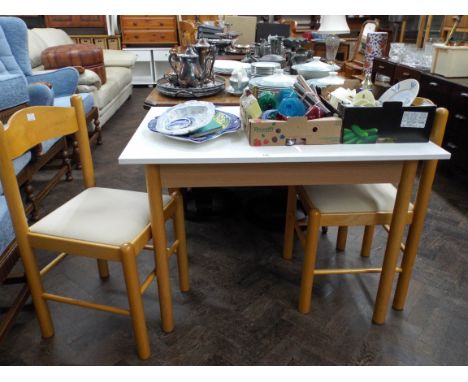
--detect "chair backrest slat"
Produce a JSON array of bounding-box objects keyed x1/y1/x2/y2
[
  {"x1": 0, "y1": 95, "x2": 95, "y2": 241},
  {"x1": 3, "y1": 106, "x2": 79, "y2": 161},
  {"x1": 429, "y1": 107, "x2": 449, "y2": 147}
]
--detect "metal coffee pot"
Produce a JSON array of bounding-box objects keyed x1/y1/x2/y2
[
  {"x1": 290, "y1": 47, "x2": 312, "y2": 65},
  {"x1": 169, "y1": 47, "x2": 206, "y2": 88},
  {"x1": 193, "y1": 38, "x2": 216, "y2": 82},
  {"x1": 269, "y1": 35, "x2": 284, "y2": 56}
]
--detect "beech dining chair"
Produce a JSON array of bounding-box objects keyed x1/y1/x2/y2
[
  {"x1": 0, "y1": 95, "x2": 189, "y2": 360},
  {"x1": 283, "y1": 107, "x2": 449, "y2": 314}
]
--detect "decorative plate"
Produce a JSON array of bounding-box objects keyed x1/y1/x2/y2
[
  {"x1": 148, "y1": 110, "x2": 241, "y2": 143},
  {"x1": 378, "y1": 79, "x2": 420, "y2": 106},
  {"x1": 154, "y1": 101, "x2": 215, "y2": 136}
]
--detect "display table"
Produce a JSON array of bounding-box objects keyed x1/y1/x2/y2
[{"x1": 119, "y1": 106, "x2": 450, "y2": 333}]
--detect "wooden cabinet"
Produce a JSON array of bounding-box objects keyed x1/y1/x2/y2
[
  {"x1": 372, "y1": 57, "x2": 468, "y2": 177},
  {"x1": 45, "y1": 16, "x2": 106, "y2": 28},
  {"x1": 120, "y1": 16, "x2": 178, "y2": 47},
  {"x1": 393, "y1": 64, "x2": 421, "y2": 83},
  {"x1": 419, "y1": 73, "x2": 451, "y2": 108}
]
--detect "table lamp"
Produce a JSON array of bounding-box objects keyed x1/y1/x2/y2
[{"x1": 318, "y1": 15, "x2": 350, "y2": 64}]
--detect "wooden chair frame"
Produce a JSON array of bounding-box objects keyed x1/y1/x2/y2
[
  {"x1": 283, "y1": 108, "x2": 449, "y2": 315},
  {"x1": 0, "y1": 95, "x2": 189, "y2": 359},
  {"x1": 342, "y1": 19, "x2": 379, "y2": 77}
]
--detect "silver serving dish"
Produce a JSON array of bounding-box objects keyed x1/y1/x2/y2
[{"x1": 156, "y1": 75, "x2": 225, "y2": 98}]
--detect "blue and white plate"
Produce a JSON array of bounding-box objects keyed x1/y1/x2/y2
[
  {"x1": 155, "y1": 101, "x2": 216, "y2": 136},
  {"x1": 148, "y1": 110, "x2": 241, "y2": 143},
  {"x1": 378, "y1": 79, "x2": 419, "y2": 107}
]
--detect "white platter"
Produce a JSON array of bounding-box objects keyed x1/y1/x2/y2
[{"x1": 378, "y1": 79, "x2": 420, "y2": 106}]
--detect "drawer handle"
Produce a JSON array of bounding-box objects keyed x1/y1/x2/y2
[
  {"x1": 429, "y1": 82, "x2": 438, "y2": 87},
  {"x1": 447, "y1": 142, "x2": 457, "y2": 149},
  {"x1": 455, "y1": 114, "x2": 466, "y2": 120},
  {"x1": 402, "y1": 72, "x2": 410, "y2": 76},
  {"x1": 378, "y1": 65, "x2": 385, "y2": 69},
  {"x1": 461, "y1": 92, "x2": 468, "y2": 98}
]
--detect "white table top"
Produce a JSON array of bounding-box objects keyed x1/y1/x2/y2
[{"x1": 119, "y1": 106, "x2": 451, "y2": 165}]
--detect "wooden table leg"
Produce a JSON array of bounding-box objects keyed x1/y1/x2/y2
[
  {"x1": 372, "y1": 160, "x2": 418, "y2": 324},
  {"x1": 145, "y1": 165, "x2": 174, "y2": 333}
]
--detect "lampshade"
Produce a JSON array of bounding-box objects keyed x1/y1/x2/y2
[{"x1": 318, "y1": 16, "x2": 350, "y2": 34}]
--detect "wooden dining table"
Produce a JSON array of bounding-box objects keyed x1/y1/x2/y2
[{"x1": 119, "y1": 105, "x2": 450, "y2": 333}]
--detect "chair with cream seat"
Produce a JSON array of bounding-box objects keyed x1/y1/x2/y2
[
  {"x1": 283, "y1": 107, "x2": 448, "y2": 315},
  {"x1": 0, "y1": 95, "x2": 189, "y2": 360}
]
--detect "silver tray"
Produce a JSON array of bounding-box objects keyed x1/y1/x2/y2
[{"x1": 156, "y1": 75, "x2": 225, "y2": 98}]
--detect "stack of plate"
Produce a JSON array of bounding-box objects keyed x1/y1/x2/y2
[
  {"x1": 251, "y1": 62, "x2": 281, "y2": 77},
  {"x1": 249, "y1": 73, "x2": 296, "y2": 93},
  {"x1": 147, "y1": 101, "x2": 241, "y2": 143},
  {"x1": 213, "y1": 60, "x2": 251, "y2": 75}
]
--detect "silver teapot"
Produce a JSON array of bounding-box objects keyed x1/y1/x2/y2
[
  {"x1": 169, "y1": 47, "x2": 206, "y2": 88},
  {"x1": 193, "y1": 38, "x2": 216, "y2": 82}
]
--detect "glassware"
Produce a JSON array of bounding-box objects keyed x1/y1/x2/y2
[
  {"x1": 325, "y1": 34, "x2": 340, "y2": 64},
  {"x1": 389, "y1": 42, "x2": 405, "y2": 63}
]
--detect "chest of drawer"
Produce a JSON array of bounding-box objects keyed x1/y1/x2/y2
[
  {"x1": 122, "y1": 30, "x2": 178, "y2": 44},
  {"x1": 419, "y1": 74, "x2": 451, "y2": 107},
  {"x1": 393, "y1": 65, "x2": 421, "y2": 83},
  {"x1": 373, "y1": 59, "x2": 396, "y2": 80},
  {"x1": 121, "y1": 16, "x2": 177, "y2": 30},
  {"x1": 449, "y1": 85, "x2": 468, "y2": 117}
]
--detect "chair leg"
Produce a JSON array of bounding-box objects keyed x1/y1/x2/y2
[
  {"x1": 25, "y1": 180, "x2": 40, "y2": 222},
  {"x1": 361, "y1": 225, "x2": 375, "y2": 257},
  {"x1": 62, "y1": 146, "x2": 73, "y2": 182},
  {"x1": 120, "y1": 244, "x2": 151, "y2": 360},
  {"x1": 336, "y1": 226, "x2": 348, "y2": 252},
  {"x1": 20, "y1": 244, "x2": 54, "y2": 338},
  {"x1": 97, "y1": 259, "x2": 110, "y2": 280},
  {"x1": 298, "y1": 209, "x2": 321, "y2": 314},
  {"x1": 94, "y1": 116, "x2": 103, "y2": 145},
  {"x1": 173, "y1": 191, "x2": 190, "y2": 292},
  {"x1": 283, "y1": 186, "x2": 297, "y2": 260},
  {"x1": 72, "y1": 139, "x2": 82, "y2": 169}
]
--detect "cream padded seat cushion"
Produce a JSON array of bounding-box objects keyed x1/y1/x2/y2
[
  {"x1": 304, "y1": 184, "x2": 414, "y2": 214},
  {"x1": 30, "y1": 187, "x2": 170, "y2": 246}
]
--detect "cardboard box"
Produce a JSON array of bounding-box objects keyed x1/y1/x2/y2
[
  {"x1": 320, "y1": 81, "x2": 436, "y2": 143},
  {"x1": 431, "y1": 43, "x2": 468, "y2": 78},
  {"x1": 240, "y1": 103, "x2": 342, "y2": 146},
  {"x1": 337, "y1": 101, "x2": 436, "y2": 143}
]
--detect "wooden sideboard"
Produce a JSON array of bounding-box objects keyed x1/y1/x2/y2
[
  {"x1": 45, "y1": 15, "x2": 106, "y2": 28},
  {"x1": 372, "y1": 57, "x2": 468, "y2": 177},
  {"x1": 120, "y1": 16, "x2": 178, "y2": 47}
]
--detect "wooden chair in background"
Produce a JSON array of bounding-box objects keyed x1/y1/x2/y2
[
  {"x1": 178, "y1": 20, "x2": 197, "y2": 47},
  {"x1": 0, "y1": 95, "x2": 189, "y2": 359},
  {"x1": 280, "y1": 19, "x2": 299, "y2": 37},
  {"x1": 342, "y1": 19, "x2": 379, "y2": 77},
  {"x1": 283, "y1": 108, "x2": 449, "y2": 315}
]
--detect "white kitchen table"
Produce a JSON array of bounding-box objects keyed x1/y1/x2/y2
[{"x1": 119, "y1": 106, "x2": 450, "y2": 332}]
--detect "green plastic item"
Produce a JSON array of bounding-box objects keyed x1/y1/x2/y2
[{"x1": 258, "y1": 91, "x2": 278, "y2": 112}]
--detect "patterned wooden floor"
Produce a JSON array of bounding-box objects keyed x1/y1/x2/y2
[{"x1": 0, "y1": 88, "x2": 467, "y2": 365}]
